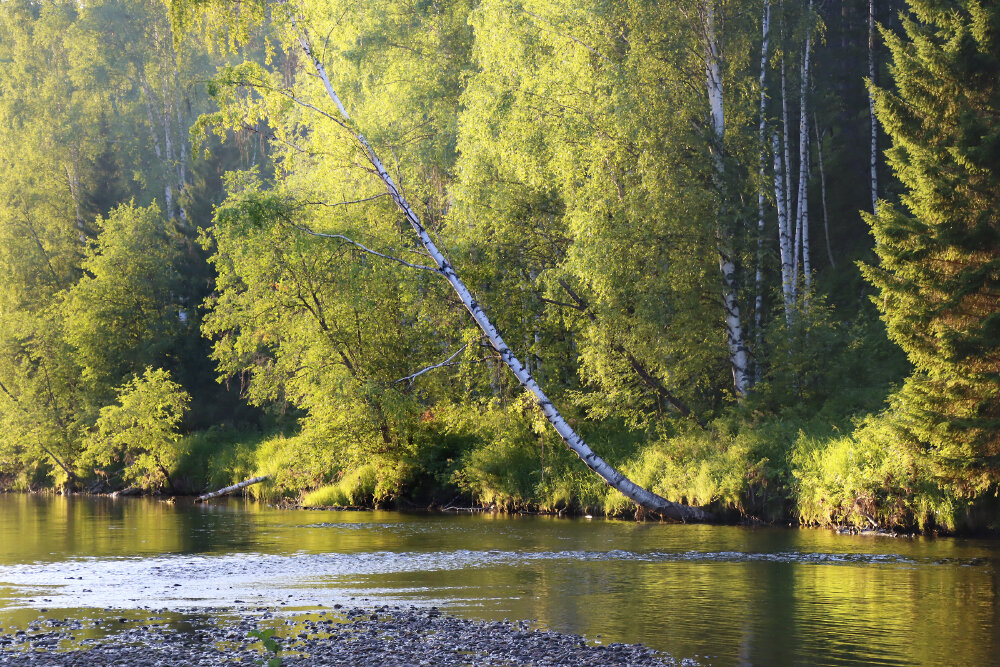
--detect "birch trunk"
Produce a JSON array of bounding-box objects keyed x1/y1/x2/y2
[
  {"x1": 796, "y1": 22, "x2": 811, "y2": 297},
  {"x1": 754, "y1": 0, "x2": 771, "y2": 347},
  {"x1": 138, "y1": 76, "x2": 174, "y2": 217},
  {"x1": 773, "y1": 132, "x2": 794, "y2": 324},
  {"x1": 780, "y1": 61, "x2": 796, "y2": 300},
  {"x1": 171, "y1": 45, "x2": 189, "y2": 226},
  {"x1": 868, "y1": 0, "x2": 878, "y2": 214},
  {"x1": 291, "y1": 19, "x2": 713, "y2": 522},
  {"x1": 195, "y1": 475, "x2": 271, "y2": 502},
  {"x1": 704, "y1": 2, "x2": 750, "y2": 398},
  {"x1": 161, "y1": 90, "x2": 176, "y2": 220}
]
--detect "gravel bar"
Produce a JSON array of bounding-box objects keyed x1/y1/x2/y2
[{"x1": 0, "y1": 606, "x2": 685, "y2": 666}]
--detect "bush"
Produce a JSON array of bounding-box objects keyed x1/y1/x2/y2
[
  {"x1": 790, "y1": 415, "x2": 963, "y2": 531},
  {"x1": 301, "y1": 465, "x2": 379, "y2": 507},
  {"x1": 81, "y1": 368, "x2": 189, "y2": 491}
]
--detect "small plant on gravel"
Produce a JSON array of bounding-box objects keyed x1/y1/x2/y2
[{"x1": 248, "y1": 628, "x2": 282, "y2": 667}]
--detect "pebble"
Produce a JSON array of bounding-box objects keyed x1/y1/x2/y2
[{"x1": 0, "y1": 607, "x2": 681, "y2": 666}]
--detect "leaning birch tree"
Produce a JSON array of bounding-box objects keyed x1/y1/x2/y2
[{"x1": 172, "y1": 0, "x2": 712, "y2": 521}]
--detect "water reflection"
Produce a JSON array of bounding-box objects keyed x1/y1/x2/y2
[{"x1": 0, "y1": 495, "x2": 997, "y2": 666}]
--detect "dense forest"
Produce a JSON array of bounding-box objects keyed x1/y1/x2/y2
[{"x1": 0, "y1": 0, "x2": 996, "y2": 533}]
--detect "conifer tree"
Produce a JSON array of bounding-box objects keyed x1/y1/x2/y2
[{"x1": 864, "y1": 0, "x2": 1000, "y2": 489}]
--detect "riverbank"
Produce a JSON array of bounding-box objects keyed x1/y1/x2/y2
[
  {"x1": 0, "y1": 605, "x2": 681, "y2": 666},
  {"x1": 6, "y1": 409, "x2": 998, "y2": 535}
]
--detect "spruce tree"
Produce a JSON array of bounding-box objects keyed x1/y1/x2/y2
[{"x1": 864, "y1": 1, "x2": 1000, "y2": 490}]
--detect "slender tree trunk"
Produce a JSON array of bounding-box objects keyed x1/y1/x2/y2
[
  {"x1": 754, "y1": 0, "x2": 771, "y2": 357},
  {"x1": 555, "y1": 278, "x2": 703, "y2": 426},
  {"x1": 796, "y1": 20, "x2": 812, "y2": 297},
  {"x1": 170, "y1": 44, "x2": 189, "y2": 227},
  {"x1": 773, "y1": 132, "x2": 794, "y2": 324},
  {"x1": 704, "y1": 2, "x2": 750, "y2": 398},
  {"x1": 161, "y1": 87, "x2": 177, "y2": 220},
  {"x1": 290, "y1": 18, "x2": 713, "y2": 522},
  {"x1": 868, "y1": 0, "x2": 878, "y2": 213},
  {"x1": 139, "y1": 75, "x2": 174, "y2": 217},
  {"x1": 780, "y1": 55, "x2": 795, "y2": 300},
  {"x1": 813, "y1": 115, "x2": 835, "y2": 268}
]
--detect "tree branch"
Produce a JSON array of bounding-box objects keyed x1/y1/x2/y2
[
  {"x1": 394, "y1": 343, "x2": 469, "y2": 386},
  {"x1": 290, "y1": 224, "x2": 438, "y2": 271},
  {"x1": 556, "y1": 279, "x2": 704, "y2": 427},
  {"x1": 300, "y1": 193, "x2": 390, "y2": 208}
]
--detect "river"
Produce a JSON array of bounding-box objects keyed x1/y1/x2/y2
[{"x1": 0, "y1": 494, "x2": 997, "y2": 665}]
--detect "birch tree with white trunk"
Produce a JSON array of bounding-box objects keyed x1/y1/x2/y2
[
  {"x1": 779, "y1": 2, "x2": 795, "y2": 303},
  {"x1": 795, "y1": 5, "x2": 812, "y2": 298},
  {"x1": 189, "y1": 2, "x2": 714, "y2": 521},
  {"x1": 703, "y1": 0, "x2": 750, "y2": 398},
  {"x1": 754, "y1": 0, "x2": 771, "y2": 343},
  {"x1": 867, "y1": 0, "x2": 878, "y2": 214},
  {"x1": 773, "y1": 131, "x2": 794, "y2": 324}
]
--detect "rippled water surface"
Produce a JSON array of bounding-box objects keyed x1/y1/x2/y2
[{"x1": 1, "y1": 495, "x2": 997, "y2": 665}]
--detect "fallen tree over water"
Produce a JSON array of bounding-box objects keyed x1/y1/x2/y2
[{"x1": 195, "y1": 475, "x2": 271, "y2": 503}]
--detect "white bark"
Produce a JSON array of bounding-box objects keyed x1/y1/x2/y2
[
  {"x1": 754, "y1": 0, "x2": 771, "y2": 342},
  {"x1": 139, "y1": 75, "x2": 175, "y2": 216},
  {"x1": 290, "y1": 17, "x2": 712, "y2": 522},
  {"x1": 161, "y1": 89, "x2": 177, "y2": 220},
  {"x1": 796, "y1": 21, "x2": 811, "y2": 297},
  {"x1": 868, "y1": 0, "x2": 878, "y2": 214},
  {"x1": 704, "y1": 2, "x2": 750, "y2": 398},
  {"x1": 780, "y1": 57, "x2": 793, "y2": 302},
  {"x1": 170, "y1": 46, "x2": 189, "y2": 225},
  {"x1": 773, "y1": 132, "x2": 794, "y2": 324},
  {"x1": 136, "y1": 28, "x2": 190, "y2": 225},
  {"x1": 195, "y1": 475, "x2": 271, "y2": 502}
]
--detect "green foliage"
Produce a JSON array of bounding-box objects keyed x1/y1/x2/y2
[
  {"x1": 302, "y1": 465, "x2": 378, "y2": 507},
  {"x1": 64, "y1": 202, "x2": 185, "y2": 399},
  {"x1": 864, "y1": 0, "x2": 1000, "y2": 489},
  {"x1": 454, "y1": 0, "x2": 748, "y2": 421},
  {"x1": 82, "y1": 367, "x2": 190, "y2": 491},
  {"x1": 791, "y1": 416, "x2": 962, "y2": 531},
  {"x1": 604, "y1": 417, "x2": 796, "y2": 520},
  {"x1": 248, "y1": 628, "x2": 282, "y2": 667},
  {"x1": 0, "y1": 0, "x2": 994, "y2": 533}
]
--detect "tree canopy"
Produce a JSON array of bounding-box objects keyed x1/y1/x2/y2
[{"x1": 0, "y1": 0, "x2": 994, "y2": 532}]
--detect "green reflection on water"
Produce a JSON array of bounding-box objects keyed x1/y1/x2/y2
[{"x1": 0, "y1": 494, "x2": 997, "y2": 666}]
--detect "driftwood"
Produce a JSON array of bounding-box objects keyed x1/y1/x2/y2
[
  {"x1": 195, "y1": 475, "x2": 270, "y2": 503},
  {"x1": 110, "y1": 486, "x2": 142, "y2": 498}
]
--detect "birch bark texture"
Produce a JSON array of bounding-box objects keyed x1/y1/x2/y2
[
  {"x1": 288, "y1": 16, "x2": 712, "y2": 522},
  {"x1": 754, "y1": 0, "x2": 771, "y2": 340},
  {"x1": 773, "y1": 131, "x2": 794, "y2": 324},
  {"x1": 867, "y1": 0, "x2": 878, "y2": 214},
  {"x1": 796, "y1": 7, "x2": 812, "y2": 297},
  {"x1": 704, "y1": 1, "x2": 750, "y2": 398}
]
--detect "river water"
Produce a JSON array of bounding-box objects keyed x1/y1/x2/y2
[{"x1": 0, "y1": 494, "x2": 997, "y2": 665}]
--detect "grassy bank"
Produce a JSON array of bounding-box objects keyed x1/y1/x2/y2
[
  {"x1": 4, "y1": 396, "x2": 995, "y2": 535},
  {"x1": 149, "y1": 400, "x2": 999, "y2": 535}
]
